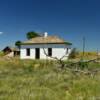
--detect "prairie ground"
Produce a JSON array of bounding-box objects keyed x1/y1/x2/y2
[{"x1": 0, "y1": 57, "x2": 100, "y2": 100}]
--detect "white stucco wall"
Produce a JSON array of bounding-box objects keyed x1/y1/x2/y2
[{"x1": 20, "y1": 44, "x2": 71, "y2": 60}]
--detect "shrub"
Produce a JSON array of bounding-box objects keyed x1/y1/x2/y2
[{"x1": 69, "y1": 48, "x2": 79, "y2": 59}]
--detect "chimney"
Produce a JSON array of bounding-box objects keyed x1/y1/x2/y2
[{"x1": 44, "y1": 32, "x2": 48, "y2": 37}]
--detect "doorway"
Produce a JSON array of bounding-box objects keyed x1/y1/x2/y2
[{"x1": 35, "y1": 48, "x2": 40, "y2": 59}]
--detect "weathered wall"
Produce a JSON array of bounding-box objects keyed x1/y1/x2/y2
[{"x1": 20, "y1": 44, "x2": 71, "y2": 60}]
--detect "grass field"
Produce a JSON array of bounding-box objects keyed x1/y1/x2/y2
[{"x1": 0, "y1": 57, "x2": 100, "y2": 100}]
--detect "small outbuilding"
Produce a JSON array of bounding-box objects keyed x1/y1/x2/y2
[
  {"x1": 2, "y1": 46, "x2": 20, "y2": 57},
  {"x1": 2, "y1": 46, "x2": 13, "y2": 54}
]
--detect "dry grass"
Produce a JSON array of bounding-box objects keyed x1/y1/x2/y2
[{"x1": 0, "y1": 57, "x2": 100, "y2": 100}]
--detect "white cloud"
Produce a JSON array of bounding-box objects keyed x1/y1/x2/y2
[{"x1": 0, "y1": 32, "x2": 3, "y2": 35}]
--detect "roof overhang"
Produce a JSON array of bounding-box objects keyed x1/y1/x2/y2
[{"x1": 20, "y1": 42, "x2": 72, "y2": 45}]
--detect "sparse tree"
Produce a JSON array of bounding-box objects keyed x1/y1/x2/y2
[
  {"x1": 15, "y1": 41, "x2": 21, "y2": 49},
  {"x1": 26, "y1": 31, "x2": 40, "y2": 39},
  {"x1": 43, "y1": 48, "x2": 67, "y2": 69}
]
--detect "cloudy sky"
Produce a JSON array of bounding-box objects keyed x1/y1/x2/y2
[{"x1": 0, "y1": 0, "x2": 100, "y2": 51}]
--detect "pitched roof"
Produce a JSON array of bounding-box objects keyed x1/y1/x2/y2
[
  {"x1": 2, "y1": 46, "x2": 19, "y2": 51},
  {"x1": 21, "y1": 36, "x2": 72, "y2": 45}
]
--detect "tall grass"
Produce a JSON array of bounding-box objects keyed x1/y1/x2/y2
[{"x1": 0, "y1": 58, "x2": 100, "y2": 100}]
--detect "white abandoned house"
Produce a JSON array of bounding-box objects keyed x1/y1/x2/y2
[{"x1": 20, "y1": 32, "x2": 72, "y2": 60}]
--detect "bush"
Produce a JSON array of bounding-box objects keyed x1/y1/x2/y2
[{"x1": 69, "y1": 48, "x2": 79, "y2": 59}]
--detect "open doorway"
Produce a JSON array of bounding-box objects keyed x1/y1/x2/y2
[{"x1": 35, "y1": 48, "x2": 40, "y2": 59}]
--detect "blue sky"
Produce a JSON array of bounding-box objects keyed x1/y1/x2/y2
[{"x1": 0, "y1": 0, "x2": 100, "y2": 51}]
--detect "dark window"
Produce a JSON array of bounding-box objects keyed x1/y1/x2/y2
[
  {"x1": 26, "y1": 48, "x2": 30, "y2": 56},
  {"x1": 48, "y1": 48, "x2": 52, "y2": 56}
]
